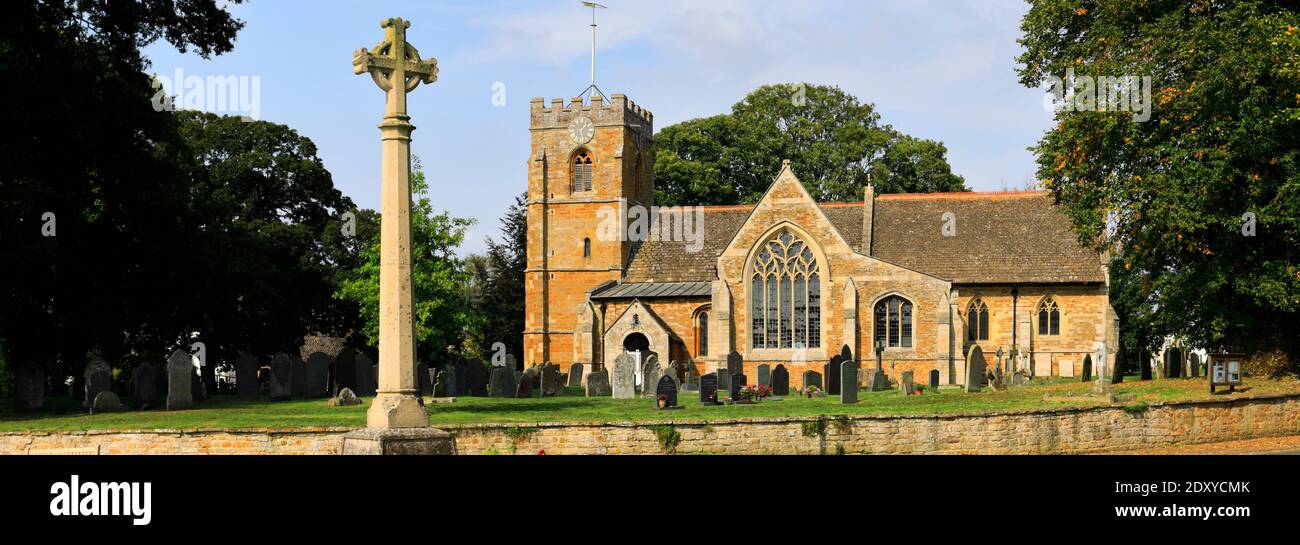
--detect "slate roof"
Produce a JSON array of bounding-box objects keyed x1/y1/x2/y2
[
  {"x1": 617, "y1": 191, "x2": 1104, "y2": 287},
  {"x1": 590, "y1": 281, "x2": 712, "y2": 300}
]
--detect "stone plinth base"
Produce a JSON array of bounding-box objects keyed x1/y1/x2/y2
[{"x1": 341, "y1": 427, "x2": 457, "y2": 455}]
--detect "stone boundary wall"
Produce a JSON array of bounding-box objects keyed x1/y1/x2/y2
[{"x1": 4, "y1": 394, "x2": 1299, "y2": 455}]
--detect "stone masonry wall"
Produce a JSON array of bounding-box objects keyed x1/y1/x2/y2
[{"x1": 4, "y1": 394, "x2": 1299, "y2": 455}]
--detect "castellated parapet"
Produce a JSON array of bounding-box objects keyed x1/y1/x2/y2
[{"x1": 529, "y1": 94, "x2": 653, "y2": 132}]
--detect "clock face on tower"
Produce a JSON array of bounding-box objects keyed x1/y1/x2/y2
[{"x1": 568, "y1": 116, "x2": 595, "y2": 145}]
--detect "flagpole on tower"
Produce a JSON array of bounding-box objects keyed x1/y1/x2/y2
[{"x1": 580, "y1": 2, "x2": 608, "y2": 102}]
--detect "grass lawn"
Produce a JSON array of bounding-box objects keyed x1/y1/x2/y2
[{"x1": 2, "y1": 377, "x2": 1298, "y2": 432}]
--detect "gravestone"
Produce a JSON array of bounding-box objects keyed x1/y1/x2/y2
[
  {"x1": 929, "y1": 369, "x2": 940, "y2": 390},
  {"x1": 541, "y1": 363, "x2": 564, "y2": 397},
  {"x1": 727, "y1": 351, "x2": 743, "y2": 376},
  {"x1": 516, "y1": 367, "x2": 539, "y2": 398},
  {"x1": 427, "y1": 366, "x2": 439, "y2": 398},
  {"x1": 964, "y1": 345, "x2": 985, "y2": 393},
  {"x1": 900, "y1": 370, "x2": 915, "y2": 396},
  {"x1": 757, "y1": 364, "x2": 771, "y2": 388},
  {"x1": 771, "y1": 364, "x2": 790, "y2": 396},
  {"x1": 1189, "y1": 353, "x2": 1202, "y2": 378},
  {"x1": 235, "y1": 352, "x2": 259, "y2": 398},
  {"x1": 1139, "y1": 351, "x2": 1152, "y2": 381},
  {"x1": 718, "y1": 367, "x2": 731, "y2": 394},
  {"x1": 655, "y1": 375, "x2": 678, "y2": 409},
  {"x1": 841, "y1": 362, "x2": 859, "y2": 404},
  {"x1": 641, "y1": 357, "x2": 662, "y2": 398},
  {"x1": 334, "y1": 349, "x2": 358, "y2": 393},
  {"x1": 567, "y1": 363, "x2": 585, "y2": 388},
  {"x1": 699, "y1": 373, "x2": 720, "y2": 405},
  {"x1": 489, "y1": 365, "x2": 517, "y2": 397},
  {"x1": 1080, "y1": 355, "x2": 1093, "y2": 382},
  {"x1": 166, "y1": 349, "x2": 193, "y2": 410},
  {"x1": 83, "y1": 357, "x2": 112, "y2": 408},
  {"x1": 15, "y1": 361, "x2": 45, "y2": 412},
  {"x1": 684, "y1": 363, "x2": 700, "y2": 391},
  {"x1": 443, "y1": 363, "x2": 459, "y2": 397},
  {"x1": 1059, "y1": 359, "x2": 1075, "y2": 378},
  {"x1": 270, "y1": 352, "x2": 293, "y2": 400},
  {"x1": 91, "y1": 391, "x2": 125, "y2": 414},
  {"x1": 467, "y1": 359, "x2": 489, "y2": 396},
  {"x1": 585, "y1": 369, "x2": 611, "y2": 397},
  {"x1": 432, "y1": 370, "x2": 447, "y2": 397},
  {"x1": 866, "y1": 345, "x2": 888, "y2": 391},
  {"x1": 304, "y1": 352, "x2": 331, "y2": 398},
  {"x1": 416, "y1": 362, "x2": 431, "y2": 397},
  {"x1": 290, "y1": 355, "x2": 307, "y2": 398},
  {"x1": 803, "y1": 370, "x2": 823, "y2": 392},
  {"x1": 825, "y1": 355, "x2": 844, "y2": 395},
  {"x1": 329, "y1": 388, "x2": 362, "y2": 407},
  {"x1": 729, "y1": 373, "x2": 746, "y2": 400},
  {"x1": 354, "y1": 352, "x2": 377, "y2": 397},
  {"x1": 612, "y1": 353, "x2": 636, "y2": 399},
  {"x1": 132, "y1": 361, "x2": 159, "y2": 407}
]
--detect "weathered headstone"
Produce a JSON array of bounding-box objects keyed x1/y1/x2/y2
[
  {"x1": 334, "y1": 348, "x2": 358, "y2": 393},
  {"x1": 15, "y1": 361, "x2": 45, "y2": 412},
  {"x1": 329, "y1": 387, "x2": 362, "y2": 407},
  {"x1": 964, "y1": 345, "x2": 985, "y2": 393},
  {"x1": 416, "y1": 361, "x2": 431, "y2": 397},
  {"x1": 825, "y1": 355, "x2": 844, "y2": 395},
  {"x1": 1059, "y1": 359, "x2": 1075, "y2": 378},
  {"x1": 684, "y1": 363, "x2": 700, "y2": 391},
  {"x1": 443, "y1": 363, "x2": 459, "y2": 397},
  {"x1": 1189, "y1": 353, "x2": 1202, "y2": 378},
  {"x1": 803, "y1": 370, "x2": 823, "y2": 392},
  {"x1": 771, "y1": 364, "x2": 790, "y2": 396},
  {"x1": 132, "y1": 361, "x2": 159, "y2": 407},
  {"x1": 83, "y1": 357, "x2": 112, "y2": 408},
  {"x1": 641, "y1": 357, "x2": 662, "y2": 398},
  {"x1": 757, "y1": 364, "x2": 771, "y2": 388},
  {"x1": 699, "y1": 373, "x2": 720, "y2": 405},
  {"x1": 304, "y1": 352, "x2": 331, "y2": 398},
  {"x1": 929, "y1": 369, "x2": 940, "y2": 390},
  {"x1": 727, "y1": 351, "x2": 743, "y2": 376},
  {"x1": 270, "y1": 352, "x2": 293, "y2": 401},
  {"x1": 900, "y1": 370, "x2": 915, "y2": 396},
  {"x1": 489, "y1": 365, "x2": 517, "y2": 397},
  {"x1": 567, "y1": 363, "x2": 585, "y2": 388},
  {"x1": 655, "y1": 375, "x2": 678, "y2": 409},
  {"x1": 729, "y1": 373, "x2": 746, "y2": 400},
  {"x1": 353, "y1": 352, "x2": 377, "y2": 397},
  {"x1": 236, "y1": 352, "x2": 259, "y2": 398},
  {"x1": 91, "y1": 391, "x2": 125, "y2": 414},
  {"x1": 516, "y1": 367, "x2": 539, "y2": 398},
  {"x1": 841, "y1": 362, "x2": 859, "y2": 404},
  {"x1": 458, "y1": 358, "x2": 487, "y2": 397},
  {"x1": 585, "y1": 368, "x2": 611, "y2": 397},
  {"x1": 290, "y1": 355, "x2": 307, "y2": 398},
  {"x1": 612, "y1": 353, "x2": 636, "y2": 399},
  {"x1": 166, "y1": 349, "x2": 193, "y2": 410},
  {"x1": 427, "y1": 365, "x2": 439, "y2": 398},
  {"x1": 1081, "y1": 355, "x2": 1093, "y2": 382},
  {"x1": 718, "y1": 367, "x2": 731, "y2": 394},
  {"x1": 1139, "y1": 351, "x2": 1152, "y2": 381},
  {"x1": 541, "y1": 363, "x2": 564, "y2": 397},
  {"x1": 432, "y1": 369, "x2": 447, "y2": 397}
]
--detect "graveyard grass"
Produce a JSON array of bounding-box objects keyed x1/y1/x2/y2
[{"x1": 3, "y1": 377, "x2": 1300, "y2": 433}]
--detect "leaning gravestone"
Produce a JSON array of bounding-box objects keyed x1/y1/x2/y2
[
  {"x1": 641, "y1": 357, "x2": 662, "y2": 398},
  {"x1": 900, "y1": 370, "x2": 915, "y2": 396},
  {"x1": 489, "y1": 365, "x2": 516, "y2": 397},
  {"x1": 305, "y1": 352, "x2": 331, "y2": 398},
  {"x1": 803, "y1": 370, "x2": 822, "y2": 392},
  {"x1": 585, "y1": 368, "x2": 611, "y2": 397},
  {"x1": 290, "y1": 355, "x2": 307, "y2": 398},
  {"x1": 964, "y1": 345, "x2": 985, "y2": 393},
  {"x1": 612, "y1": 353, "x2": 636, "y2": 399},
  {"x1": 567, "y1": 363, "x2": 585, "y2": 388},
  {"x1": 841, "y1": 362, "x2": 859, "y2": 404},
  {"x1": 15, "y1": 361, "x2": 45, "y2": 412},
  {"x1": 729, "y1": 373, "x2": 747, "y2": 400},
  {"x1": 655, "y1": 375, "x2": 678, "y2": 408},
  {"x1": 699, "y1": 373, "x2": 720, "y2": 405},
  {"x1": 235, "y1": 352, "x2": 259, "y2": 399},
  {"x1": 541, "y1": 363, "x2": 564, "y2": 397},
  {"x1": 91, "y1": 391, "x2": 125, "y2": 414},
  {"x1": 166, "y1": 349, "x2": 193, "y2": 410},
  {"x1": 516, "y1": 367, "x2": 539, "y2": 398},
  {"x1": 270, "y1": 352, "x2": 293, "y2": 400},
  {"x1": 771, "y1": 364, "x2": 790, "y2": 396},
  {"x1": 83, "y1": 357, "x2": 112, "y2": 408},
  {"x1": 757, "y1": 364, "x2": 771, "y2": 388},
  {"x1": 353, "y1": 352, "x2": 377, "y2": 397},
  {"x1": 334, "y1": 348, "x2": 358, "y2": 393},
  {"x1": 1081, "y1": 355, "x2": 1093, "y2": 382},
  {"x1": 416, "y1": 362, "x2": 431, "y2": 397},
  {"x1": 825, "y1": 355, "x2": 844, "y2": 395},
  {"x1": 132, "y1": 361, "x2": 159, "y2": 408}
]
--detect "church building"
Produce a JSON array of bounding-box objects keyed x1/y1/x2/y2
[{"x1": 523, "y1": 92, "x2": 1119, "y2": 389}]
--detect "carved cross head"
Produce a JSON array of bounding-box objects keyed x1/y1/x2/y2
[{"x1": 352, "y1": 17, "x2": 438, "y2": 99}]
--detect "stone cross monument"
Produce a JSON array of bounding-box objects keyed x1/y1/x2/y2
[{"x1": 342, "y1": 18, "x2": 453, "y2": 454}]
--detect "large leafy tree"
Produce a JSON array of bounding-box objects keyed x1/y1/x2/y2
[
  {"x1": 335, "y1": 159, "x2": 476, "y2": 367},
  {"x1": 466, "y1": 193, "x2": 527, "y2": 368},
  {"x1": 1016, "y1": 1, "x2": 1300, "y2": 359},
  {"x1": 0, "y1": 1, "x2": 244, "y2": 390},
  {"x1": 654, "y1": 84, "x2": 967, "y2": 206}
]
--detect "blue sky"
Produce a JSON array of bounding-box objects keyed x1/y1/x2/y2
[{"x1": 142, "y1": 0, "x2": 1053, "y2": 255}]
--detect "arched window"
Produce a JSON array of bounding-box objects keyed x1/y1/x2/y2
[
  {"x1": 571, "y1": 150, "x2": 593, "y2": 192},
  {"x1": 1037, "y1": 297, "x2": 1061, "y2": 336},
  {"x1": 873, "y1": 295, "x2": 913, "y2": 348},
  {"x1": 967, "y1": 297, "x2": 989, "y2": 342},
  {"x1": 750, "y1": 229, "x2": 820, "y2": 349},
  {"x1": 582, "y1": 238, "x2": 591, "y2": 258},
  {"x1": 696, "y1": 311, "x2": 709, "y2": 356}
]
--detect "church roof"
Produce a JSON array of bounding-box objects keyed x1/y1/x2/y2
[{"x1": 620, "y1": 191, "x2": 1105, "y2": 286}]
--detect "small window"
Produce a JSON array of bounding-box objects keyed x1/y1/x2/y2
[
  {"x1": 967, "y1": 298, "x2": 989, "y2": 342},
  {"x1": 873, "y1": 295, "x2": 913, "y2": 348},
  {"x1": 1038, "y1": 297, "x2": 1061, "y2": 336},
  {"x1": 582, "y1": 238, "x2": 591, "y2": 258},
  {"x1": 697, "y1": 312, "x2": 709, "y2": 357},
  {"x1": 571, "y1": 150, "x2": 593, "y2": 192}
]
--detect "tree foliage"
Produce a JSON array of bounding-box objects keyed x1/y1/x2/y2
[
  {"x1": 654, "y1": 84, "x2": 967, "y2": 206},
  {"x1": 466, "y1": 193, "x2": 527, "y2": 368},
  {"x1": 1016, "y1": 1, "x2": 1300, "y2": 358}
]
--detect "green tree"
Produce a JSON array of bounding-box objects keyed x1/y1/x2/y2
[
  {"x1": 1016, "y1": 1, "x2": 1300, "y2": 359},
  {"x1": 335, "y1": 159, "x2": 476, "y2": 367},
  {"x1": 654, "y1": 84, "x2": 967, "y2": 206},
  {"x1": 466, "y1": 193, "x2": 527, "y2": 368}
]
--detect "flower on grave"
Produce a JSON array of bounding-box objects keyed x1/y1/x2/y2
[{"x1": 537, "y1": 449, "x2": 546, "y2": 455}]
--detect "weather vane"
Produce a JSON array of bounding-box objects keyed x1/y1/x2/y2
[{"x1": 579, "y1": 2, "x2": 609, "y2": 102}]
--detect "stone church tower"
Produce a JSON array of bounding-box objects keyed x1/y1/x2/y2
[{"x1": 523, "y1": 94, "x2": 654, "y2": 368}]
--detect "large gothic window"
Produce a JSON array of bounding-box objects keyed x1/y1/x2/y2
[
  {"x1": 1037, "y1": 297, "x2": 1061, "y2": 336},
  {"x1": 967, "y1": 297, "x2": 989, "y2": 342},
  {"x1": 571, "y1": 150, "x2": 593, "y2": 192},
  {"x1": 873, "y1": 296, "x2": 913, "y2": 348},
  {"x1": 750, "y1": 230, "x2": 821, "y2": 349}
]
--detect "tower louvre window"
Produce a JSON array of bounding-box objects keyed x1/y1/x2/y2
[{"x1": 572, "y1": 150, "x2": 593, "y2": 192}]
